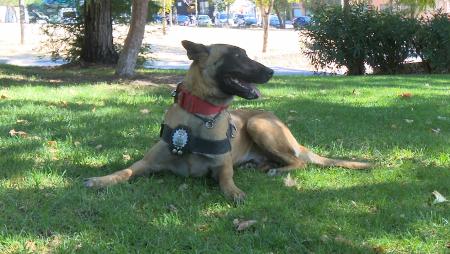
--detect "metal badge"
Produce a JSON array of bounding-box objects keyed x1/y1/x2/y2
[
  {"x1": 205, "y1": 120, "x2": 215, "y2": 129},
  {"x1": 172, "y1": 128, "x2": 188, "y2": 155}
]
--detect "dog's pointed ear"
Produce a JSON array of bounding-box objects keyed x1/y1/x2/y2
[{"x1": 182, "y1": 40, "x2": 209, "y2": 61}]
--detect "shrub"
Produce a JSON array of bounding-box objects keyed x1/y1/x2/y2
[
  {"x1": 414, "y1": 13, "x2": 450, "y2": 73},
  {"x1": 366, "y1": 11, "x2": 418, "y2": 74},
  {"x1": 300, "y1": 4, "x2": 376, "y2": 75}
]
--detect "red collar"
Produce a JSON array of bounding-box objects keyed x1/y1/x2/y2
[{"x1": 176, "y1": 85, "x2": 228, "y2": 115}]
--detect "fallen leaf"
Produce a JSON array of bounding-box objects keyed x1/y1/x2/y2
[
  {"x1": 399, "y1": 92, "x2": 412, "y2": 98},
  {"x1": 431, "y1": 128, "x2": 441, "y2": 134},
  {"x1": 9, "y1": 129, "x2": 28, "y2": 138},
  {"x1": 178, "y1": 183, "x2": 188, "y2": 191},
  {"x1": 167, "y1": 204, "x2": 178, "y2": 213},
  {"x1": 140, "y1": 108, "x2": 150, "y2": 114},
  {"x1": 431, "y1": 190, "x2": 448, "y2": 205},
  {"x1": 350, "y1": 200, "x2": 357, "y2": 207},
  {"x1": 437, "y1": 116, "x2": 448, "y2": 121},
  {"x1": 25, "y1": 240, "x2": 37, "y2": 252},
  {"x1": 74, "y1": 141, "x2": 81, "y2": 147},
  {"x1": 391, "y1": 124, "x2": 397, "y2": 129},
  {"x1": 446, "y1": 242, "x2": 450, "y2": 249},
  {"x1": 60, "y1": 101, "x2": 68, "y2": 107},
  {"x1": 372, "y1": 246, "x2": 385, "y2": 253},
  {"x1": 91, "y1": 107, "x2": 96, "y2": 112},
  {"x1": 122, "y1": 154, "x2": 131, "y2": 161},
  {"x1": 233, "y1": 219, "x2": 257, "y2": 231},
  {"x1": 289, "y1": 110, "x2": 297, "y2": 113},
  {"x1": 47, "y1": 141, "x2": 57, "y2": 148},
  {"x1": 352, "y1": 89, "x2": 360, "y2": 95},
  {"x1": 16, "y1": 119, "x2": 29, "y2": 125},
  {"x1": 95, "y1": 144, "x2": 103, "y2": 150},
  {"x1": 1, "y1": 94, "x2": 8, "y2": 99},
  {"x1": 404, "y1": 119, "x2": 414, "y2": 124},
  {"x1": 283, "y1": 173, "x2": 297, "y2": 187}
]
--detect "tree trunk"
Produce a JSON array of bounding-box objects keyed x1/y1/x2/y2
[
  {"x1": 80, "y1": 0, "x2": 118, "y2": 64},
  {"x1": 274, "y1": 6, "x2": 284, "y2": 29},
  {"x1": 19, "y1": 0, "x2": 25, "y2": 45},
  {"x1": 115, "y1": 0, "x2": 149, "y2": 77},
  {"x1": 261, "y1": 0, "x2": 274, "y2": 53}
]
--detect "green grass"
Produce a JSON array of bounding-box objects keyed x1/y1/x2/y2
[{"x1": 0, "y1": 64, "x2": 449, "y2": 253}]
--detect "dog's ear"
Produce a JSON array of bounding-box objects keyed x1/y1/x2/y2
[{"x1": 182, "y1": 40, "x2": 209, "y2": 61}]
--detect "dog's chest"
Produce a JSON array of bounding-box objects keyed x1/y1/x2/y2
[{"x1": 167, "y1": 154, "x2": 212, "y2": 177}]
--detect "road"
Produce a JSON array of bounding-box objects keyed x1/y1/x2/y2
[{"x1": 0, "y1": 23, "x2": 338, "y2": 75}]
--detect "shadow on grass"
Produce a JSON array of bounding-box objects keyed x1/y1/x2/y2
[{"x1": 0, "y1": 168, "x2": 448, "y2": 252}]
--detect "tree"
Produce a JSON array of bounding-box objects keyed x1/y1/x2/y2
[
  {"x1": 80, "y1": 0, "x2": 118, "y2": 64},
  {"x1": 273, "y1": 0, "x2": 292, "y2": 29},
  {"x1": 115, "y1": 0, "x2": 150, "y2": 77},
  {"x1": 256, "y1": 0, "x2": 275, "y2": 52},
  {"x1": 19, "y1": 0, "x2": 25, "y2": 44}
]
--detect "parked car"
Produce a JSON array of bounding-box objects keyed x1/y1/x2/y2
[
  {"x1": 176, "y1": 15, "x2": 189, "y2": 26},
  {"x1": 269, "y1": 15, "x2": 280, "y2": 28},
  {"x1": 244, "y1": 16, "x2": 257, "y2": 27},
  {"x1": 285, "y1": 20, "x2": 294, "y2": 29},
  {"x1": 217, "y1": 13, "x2": 234, "y2": 26},
  {"x1": 197, "y1": 14, "x2": 212, "y2": 26},
  {"x1": 292, "y1": 16, "x2": 311, "y2": 29}
]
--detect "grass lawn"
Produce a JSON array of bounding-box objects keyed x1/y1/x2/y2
[{"x1": 0, "y1": 64, "x2": 449, "y2": 253}]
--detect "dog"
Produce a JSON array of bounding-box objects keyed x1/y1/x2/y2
[{"x1": 84, "y1": 40, "x2": 371, "y2": 202}]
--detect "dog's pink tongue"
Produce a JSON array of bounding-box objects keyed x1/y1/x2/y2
[{"x1": 251, "y1": 84, "x2": 261, "y2": 98}]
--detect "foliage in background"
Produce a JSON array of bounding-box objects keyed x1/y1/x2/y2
[
  {"x1": 415, "y1": 12, "x2": 450, "y2": 73},
  {"x1": 301, "y1": 3, "x2": 448, "y2": 75},
  {"x1": 37, "y1": 0, "x2": 158, "y2": 65},
  {"x1": 300, "y1": 4, "x2": 375, "y2": 75},
  {"x1": 366, "y1": 11, "x2": 418, "y2": 74}
]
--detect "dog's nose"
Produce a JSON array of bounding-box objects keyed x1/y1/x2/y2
[{"x1": 267, "y1": 68, "x2": 274, "y2": 78}]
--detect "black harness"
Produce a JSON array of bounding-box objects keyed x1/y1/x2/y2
[{"x1": 159, "y1": 83, "x2": 235, "y2": 156}]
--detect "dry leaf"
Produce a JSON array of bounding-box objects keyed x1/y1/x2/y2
[
  {"x1": 352, "y1": 89, "x2": 360, "y2": 95},
  {"x1": 95, "y1": 144, "x2": 103, "y2": 150},
  {"x1": 431, "y1": 128, "x2": 441, "y2": 134},
  {"x1": 400, "y1": 92, "x2": 412, "y2": 98},
  {"x1": 391, "y1": 124, "x2": 397, "y2": 129},
  {"x1": 437, "y1": 116, "x2": 448, "y2": 121},
  {"x1": 431, "y1": 190, "x2": 448, "y2": 205},
  {"x1": 47, "y1": 141, "x2": 57, "y2": 148},
  {"x1": 233, "y1": 219, "x2": 257, "y2": 231},
  {"x1": 178, "y1": 183, "x2": 188, "y2": 191},
  {"x1": 1, "y1": 94, "x2": 8, "y2": 99},
  {"x1": 122, "y1": 154, "x2": 131, "y2": 161},
  {"x1": 9, "y1": 129, "x2": 28, "y2": 138},
  {"x1": 289, "y1": 110, "x2": 297, "y2": 113},
  {"x1": 25, "y1": 240, "x2": 37, "y2": 252},
  {"x1": 140, "y1": 108, "x2": 150, "y2": 114},
  {"x1": 372, "y1": 246, "x2": 385, "y2": 253},
  {"x1": 404, "y1": 119, "x2": 414, "y2": 124},
  {"x1": 74, "y1": 141, "x2": 81, "y2": 147},
  {"x1": 91, "y1": 107, "x2": 96, "y2": 112},
  {"x1": 283, "y1": 173, "x2": 297, "y2": 187},
  {"x1": 16, "y1": 119, "x2": 29, "y2": 125},
  {"x1": 60, "y1": 101, "x2": 68, "y2": 107}
]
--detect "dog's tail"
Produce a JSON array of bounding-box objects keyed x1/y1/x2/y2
[{"x1": 304, "y1": 149, "x2": 372, "y2": 169}]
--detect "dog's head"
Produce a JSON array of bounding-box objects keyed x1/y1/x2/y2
[{"x1": 181, "y1": 40, "x2": 274, "y2": 101}]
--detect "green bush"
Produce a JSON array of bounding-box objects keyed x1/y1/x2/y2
[
  {"x1": 415, "y1": 13, "x2": 450, "y2": 73},
  {"x1": 367, "y1": 11, "x2": 418, "y2": 74},
  {"x1": 301, "y1": 4, "x2": 420, "y2": 75},
  {"x1": 300, "y1": 4, "x2": 376, "y2": 75}
]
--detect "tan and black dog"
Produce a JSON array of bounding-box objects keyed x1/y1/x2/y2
[{"x1": 84, "y1": 40, "x2": 371, "y2": 202}]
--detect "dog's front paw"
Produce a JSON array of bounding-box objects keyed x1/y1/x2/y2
[
  {"x1": 84, "y1": 177, "x2": 107, "y2": 188},
  {"x1": 223, "y1": 187, "x2": 246, "y2": 205}
]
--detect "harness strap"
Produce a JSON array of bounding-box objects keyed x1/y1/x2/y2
[{"x1": 160, "y1": 124, "x2": 232, "y2": 155}]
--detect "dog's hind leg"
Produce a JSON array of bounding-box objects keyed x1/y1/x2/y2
[
  {"x1": 246, "y1": 113, "x2": 308, "y2": 176},
  {"x1": 84, "y1": 142, "x2": 167, "y2": 188}
]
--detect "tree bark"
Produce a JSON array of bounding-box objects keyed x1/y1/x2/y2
[
  {"x1": 115, "y1": 0, "x2": 149, "y2": 77},
  {"x1": 261, "y1": 0, "x2": 274, "y2": 53},
  {"x1": 80, "y1": 0, "x2": 118, "y2": 64},
  {"x1": 19, "y1": 0, "x2": 25, "y2": 45}
]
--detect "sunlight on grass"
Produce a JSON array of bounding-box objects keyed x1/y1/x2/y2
[{"x1": 0, "y1": 65, "x2": 449, "y2": 253}]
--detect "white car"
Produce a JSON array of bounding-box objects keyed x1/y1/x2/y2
[{"x1": 197, "y1": 15, "x2": 212, "y2": 26}]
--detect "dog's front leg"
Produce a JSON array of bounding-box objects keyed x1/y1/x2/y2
[
  {"x1": 84, "y1": 142, "x2": 167, "y2": 188},
  {"x1": 215, "y1": 156, "x2": 246, "y2": 203}
]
